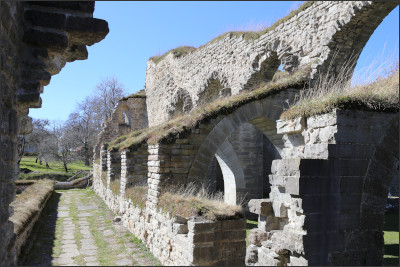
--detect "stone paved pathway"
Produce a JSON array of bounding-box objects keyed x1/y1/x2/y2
[{"x1": 24, "y1": 188, "x2": 161, "y2": 266}]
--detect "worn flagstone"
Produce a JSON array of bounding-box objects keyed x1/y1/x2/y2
[{"x1": 23, "y1": 188, "x2": 160, "y2": 266}]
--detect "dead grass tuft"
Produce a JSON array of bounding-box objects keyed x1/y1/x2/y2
[
  {"x1": 101, "y1": 171, "x2": 107, "y2": 187},
  {"x1": 158, "y1": 183, "x2": 243, "y2": 221},
  {"x1": 125, "y1": 185, "x2": 148, "y2": 209},
  {"x1": 109, "y1": 179, "x2": 121, "y2": 196},
  {"x1": 10, "y1": 179, "x2": 55, "y2": 235},
  {"x1": 150, "y1": 46, "x2": 197, "y2": 64},
  {"x1": 118, "y1": 89, "x2": 146, "y2": 102},
  {"x1": 281, "y1": 53, "x2": 399, "y2": 120},
  {"x1": 107, "y1": 66, "x2": 310, "y2": 151}
]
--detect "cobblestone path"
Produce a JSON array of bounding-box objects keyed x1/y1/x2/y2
[{"x1": 24, "y1": 188, "x2": 160, "y2": 266}]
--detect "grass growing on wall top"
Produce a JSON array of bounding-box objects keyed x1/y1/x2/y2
[
  {"x1": 149, "y1": 46, "x2": 197, "y2": 64},
  {"x1": 157, "y1": 183, "x2": 243, "y2": 221},
  {"x1": 10, "y1": 179, "x2": 55, "y2": 235},
  {"x1": 106, "y1": 66, "x2": 310, "y2": 151},
  {"x1": 148, "y1": 1, "x2": 315, "y2": 64},
  {"x1": 201, "y1": 1, "x2": 315, "y2": 45},
  {"x1": 125, "y1": 185, "x2": 148, "y2": 209},
  {"x1": 109, "y1": 179, "x2": 121, "y2": 196},
  {"x1": 281, "y1": 57, "x2": 399, "y2": 120}
]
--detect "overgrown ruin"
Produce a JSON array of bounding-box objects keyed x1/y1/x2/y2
[{"x1": 1, "y1": 1, "x2": 399, "y2": 266}]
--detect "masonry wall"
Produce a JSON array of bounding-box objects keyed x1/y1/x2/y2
[
  {"x1": 145, "y1": 1, "x2": 398, "y2": 126},
  {"x1": 0, "y1": 1, "x2": 108, "y2": 265},
  {"x1": 94, "y1": 96, "x2": 148, "y2": 160},
  {"x1": 246, "y1": 109, "x2": 399, "y2": 266},
  {"x1": 93, "y1": 163, "x2": 247, "y2": 266},
  {"x1": 0, "y1": 2, "x2": 25, "y2": 265}
]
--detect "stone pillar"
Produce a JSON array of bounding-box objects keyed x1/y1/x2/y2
[
  {"x1": 107, "y1": 150, "x2": 121, "y2": 190},
  {"x1": 100, "y1": 144, "x2": 108, "y2": 171},
  {"x1": 120, "y1": 150, "x2": 128, "y2": 198},
  {"x1": 146, "y1": 144, "x2": 171, "y2": 213}
]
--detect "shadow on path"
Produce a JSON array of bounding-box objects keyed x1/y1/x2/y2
[{"x1": 22, "y1": 191, "x2": 61, "y2": 266}]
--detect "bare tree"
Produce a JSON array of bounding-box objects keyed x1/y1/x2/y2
[
  {"x1": 66, "y1": 96, "x2": 101, "y2": 166},
  {"x1": 92, "y1": 76, "x2": 126, "y2": 123},
  {"x1": 40, "y1": 121, "x2": 77, "y2": 173},
  {"x1": 24, "y1": 119, "x2": 51, "y2": 165}
]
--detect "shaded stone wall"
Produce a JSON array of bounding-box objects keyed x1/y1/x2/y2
[
  {"x1": 1, "y1": 2, "x2": 25, "y2": 265},
  {"x1": 145, "y1": 1, "x2": 398, "y2": 127},
  {"x1": 246, "y1": 109, "x2": 399, "y2": 266},
  {"x1": 0, "y1": 1, "x2": 108, "y2": 265}
]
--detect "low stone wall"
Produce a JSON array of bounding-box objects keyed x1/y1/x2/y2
[
  {"x1": 93, "y1": 163, "x2": 246, "y2": 265},
  {"x1": 9, "y1": 180, "x2": 54, "y2": 264}
]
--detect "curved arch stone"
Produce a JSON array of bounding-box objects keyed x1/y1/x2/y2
[{"x1": 187, "y1": 90, "x2": 298, "y2": 196}]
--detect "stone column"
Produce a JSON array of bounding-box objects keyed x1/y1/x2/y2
[
  {"x1": 146, "y1": 144, "x2": 171, "y2": 213},
  {"x1": 107, "y1": 150, "x2": 121, "y2": 190}
]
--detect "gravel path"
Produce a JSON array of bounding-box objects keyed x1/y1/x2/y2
[{"x1": 24, "y1": 188, "x2": 160, "y2": 266}]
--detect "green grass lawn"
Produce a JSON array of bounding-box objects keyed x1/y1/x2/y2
[
  {"x1": 384, "y1": 213, "x2": 399, "y2": 266},
  {"x1": 19, "y1": 156, "x2": 92, "y2": 181}
]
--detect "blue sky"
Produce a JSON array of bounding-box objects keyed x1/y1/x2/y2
[{"x1": 29, "y1": 1, "x2": 399, "y2": 121}]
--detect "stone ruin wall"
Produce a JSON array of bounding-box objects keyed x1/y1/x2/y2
[
  {"x1": 246, "y1": 109, "x2": 398, "y2": 266},
  {"x1": 144, "y1": 1, "x2": 398, "y2": 127},
  {"x1": 94, "y1": 96, "x2": 148, "y2": 160},
  {"x1": 92, "y1": 162, "x2": 247, "y2": 266},
  {"x1": 0, "y1": 1, "x2": 108, "y2": 265}
]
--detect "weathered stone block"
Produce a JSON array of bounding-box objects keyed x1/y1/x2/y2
[
  {"x1": 248, "y1": 199, "x2": 273, "y2": 216},
  {"x1": 276, "y1": 116, "x2": 305, "y2": 134}
]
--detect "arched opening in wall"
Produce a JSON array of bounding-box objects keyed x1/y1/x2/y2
[
  {"x1": 351, "y1": 6, "x2": 399, "y2": 87},
  {"x1": 169, "y1": 88, "x2": 193, "y2": 119},
  {"x1": 118, "y1": 105, "x2": 130, "y2": 126},
  {"x1": 244, "y1": 51, "x2": 281, "y2": 90},
  {"x1": 205, "y1": 156, "x2": 224, "y2": 195},
  {"x1": 197, "y1": 77, "x2": 231, "y2": 107},
  {"x1": 354, "y1": 117, "x2": 399, "y2": 266},
  {"x1": 188, "y1": 100, "x2": 287, "y2": 209},
  {"x1": 324, "y1": 4, "x2": 398, "y2": 83}
]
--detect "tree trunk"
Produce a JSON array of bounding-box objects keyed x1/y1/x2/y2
[
  {"x1": 46, "y1": 162, "x2": 50, "y2": 169},
  {"x1": 35, "y1": 158, "x2": 38, "y2": 163},
  {"x1": 63, "y1": 162, "x2": 68, "y2": 173},
  {"x1": 39, "y1": 159, "x2": 42, "y2": 165}
]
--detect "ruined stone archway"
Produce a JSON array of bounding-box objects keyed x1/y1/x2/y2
[
  {"x1": 244, "y1": 51, "x2": 281, "y2": 91},
  {"x1": 187, "y1": 89, "x2": 297, "y2": 204},
  {"x1": 342, "y1": 116, "x2": 399, "y2": 266},
  {"x1": 168, "y1": 88, "x2": 193, "y2": 119}
]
